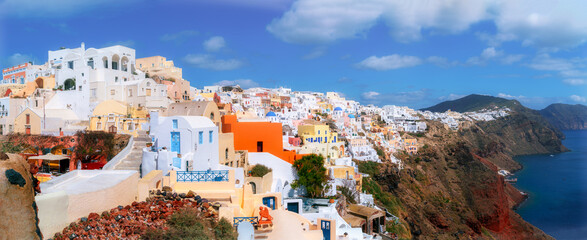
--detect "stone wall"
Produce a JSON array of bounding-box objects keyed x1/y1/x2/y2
[{"x1": 0, "y1": 152, "x2": 42, "y2": 239}]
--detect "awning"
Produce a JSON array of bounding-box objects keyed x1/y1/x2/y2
[{"x1": 29, "y1": 153, "x2": 70, "y2": 161}]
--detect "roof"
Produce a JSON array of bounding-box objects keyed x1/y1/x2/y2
[
  {"x1": 348, "y1": 114, "x2": 355, "y2": 118},
  {"x1": 266, "y1": 111, "x2": 276, "y2": 117},
  {"x1": 164, "y1": 101, "x2": 216, "y2": 117},
  {"x1": 163, "y1": 115, "x2": 216, "y2": 129},
  {"x1": 342, "y1": 214, "x2": 365, "y2": 228},
  {"x1": 334, "y1": 107, "x2": 342, "y2": 111},
  {"x1": 29, "y1": 153, "x2": 70, "y2": 161},
  {"x1": 45, "y1": 109, "x2": 80, "y2": 121},
  {"x1": 347, "y1": 204, "x2": 385, "y2": 218}
]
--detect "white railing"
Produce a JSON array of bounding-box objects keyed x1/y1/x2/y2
[{"x1": 102, "y1": 135, "x2": 134, "y2": 170}]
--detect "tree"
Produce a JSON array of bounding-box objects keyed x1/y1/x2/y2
[
  {"x1": 250, "y1": 164, "x2": 272, "y2": 177},
  {"x1": 291, "y1": 154, "x2": 329, "y2": 198}
]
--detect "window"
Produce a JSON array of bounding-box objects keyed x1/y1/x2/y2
[
  {"x1": 139, "y1": 64, "x2": 142, "y2": 68},
  {"x1": 128, "y1": 122, "x2": 133, "y2": 131},
  {"x1": 198, "y1": 131, "x2": 203, "y2": 144},
  {"x1": 111, "y1": 89, "x2": 115, "y2": 95},
  {"x1": 152, "y1": 63, "x2": 154, "y2": 67},
  {"x1": 68, "y1": 61, "x2": 74, "y2": 69},
  {"x1": 25, "y1": 114, "x2": 30, "y2": 124},
  {"x1": 91, "y1": 88, "x2": 97, "y2": 98},
  {"x1": 172, "y1": 119, "x2": 178, "y2": 129},
  {"x1": 318, "y1": 130, "x2": 320, "y2": 134},
  {"x1": 96, "y1": 122, "x2": 102, "y2": 129},
  {"x1": 225, "y1": 148, "x2": 229, "y2": 159},
  {"x1": 115, "y1": 76, "x2": 119, "y2": 82},
  {"x1": 128, "y1": 89, "x2": 133, "y2": 97},
  {"x1": 209, "y1": 130, "x2": 213, "y2": 143}
]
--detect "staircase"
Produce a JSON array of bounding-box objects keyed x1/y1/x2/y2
[
  {"x1": 254, "y1": 225, "x2": 273, "y2": 239},
  {"x1": 113, "y1": 130, "x2": 150, "y2": 172}
]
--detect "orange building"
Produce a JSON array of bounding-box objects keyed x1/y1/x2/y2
[
  {"x1": 2, "y1": 62, "x2": 29, "y2": 84},
  {"x1": 222, "y1": 115, "x2": 305, "y2": 164}
]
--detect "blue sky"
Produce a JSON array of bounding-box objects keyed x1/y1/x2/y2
[{"x1": 0, "y1": 0, "x2": 586, "y2": 109}]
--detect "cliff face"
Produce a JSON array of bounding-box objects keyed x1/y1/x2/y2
[
  {"x1": 540, "y1": 103, "x2": 587, "y2": 130},
  {"x1": 365, "y1": 113, "x2": 566, "y2": 239}
]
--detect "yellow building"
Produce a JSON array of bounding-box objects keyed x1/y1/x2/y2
[
  {"x1": 298, "y1": 124, "x2": 338, "y2": 145},
  {"x1": 14, "y1": 107, "x2": 42, "y2": 134},
  {"x1": 404, "y1": 138, "x2": 418, "y2": 154},
  {"x1": 136, "y1": 56, "x2": 182, "y2": 81},
  {"x1": 89, "y1": 100, "x2": 148, "y2": 137},
  {"x1": 329, "y1": 165, "x2": 363, "y2": 191}
]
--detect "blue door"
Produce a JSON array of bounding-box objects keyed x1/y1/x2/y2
[
  {"x1": 171, "y1": 132, "x2": 180, "y2": 153},
  {"x1": 262, "y1": 197, "x2": 275, "y2": 210},
  {"x1": 287, "y1": 202, "x2": 299, "y2": 213},
  {"x1": 321, "y1": 220, "x2": 330, "y2": 240}
]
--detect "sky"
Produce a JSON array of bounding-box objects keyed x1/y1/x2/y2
[{"x1": 0, "y1": 0, "x2": 586, "y2": 109}]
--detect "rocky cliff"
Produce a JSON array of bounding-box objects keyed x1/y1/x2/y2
[{"x1": 360, "y1": 110, "x2": 566, "y2": 239}]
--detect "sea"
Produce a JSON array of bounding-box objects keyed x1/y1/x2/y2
[{"x1": 514, "y1": 130, "x2": 587, "y2": 239}]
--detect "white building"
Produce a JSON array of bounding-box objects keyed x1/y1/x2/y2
[{"x1": 142, "y1": 113, "x2": 220, "y2": 175}]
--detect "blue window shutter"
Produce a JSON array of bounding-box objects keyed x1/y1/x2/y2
[{"x1": 199, "y1": 131, "x2": 203, "y2": 144}]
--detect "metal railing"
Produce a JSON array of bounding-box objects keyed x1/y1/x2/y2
[
  {"x1": 176, "y1": 170, "x2": 229, "y2": 182},
  {"x1": 233, "y1": 217, "x2": 258, "y2": 227}
]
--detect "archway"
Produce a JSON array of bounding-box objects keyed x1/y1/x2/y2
[
  {"x1": 64, "y1": 78, "x2": 76, "y2": 90},
  {"x1": 111, "y1": 54, "x2": 120, "y2": 70},
  {"x1": 35, "y1": 78, "x2": 44, "y2": 88},
  {"x1": 102, "y1": 56, "x2": 108, "y2": 69},
  {"x1": 121, "y1": 56, "x2": 129, "y2": 72}
]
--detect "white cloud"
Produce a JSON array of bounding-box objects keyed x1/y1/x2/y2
[
  {"x1": 501, "y1": 54, "x2": 525, "y2": 64},
  {"x1": 562, "y1": 79, "x2": 586, "y2": 86},
  {"x1": 570, "y1": 95, "x2": 586, "y2": 103},
  {"x1": 356, "y1": 54, "x2": 422, "y2": 71},
  {"x1": 527, "y1": 54, "x2": 587, "y2": 78},
  {"x1": 467, "y1": 47, "x2": 505, "y2": 65},
  {"x1": 215, "y1": 79, "x2": 259, "y2": 88},
  {"x1": 267, "y1": 0, "x2": 587, "y2": 50},
  {"x1": 427, "y1": 56, "x2": 457, "y2": 67},
  {"x1": 439, "y1": 94, "x2": 465, "y2": 101},
  {"x1": 498, "y1": 93, "x2": 525, "y2": 99},
  {"x1": 303, "y1": 46, "x2": 327, "y2": 59},
  {"x1": 4, "y1": 53, "x2": 35, "y2": 66},
  {"x1": 203, "y1": 36, "x2": 226, "y2": 52},
  {"x1": 0, "y1": 0, "x2": 135, "y2": 18},
  {"x1": 184, "y1": 54, "x2": 243, "y2": 71},
  {"x1": 361, "y1": 91, "x2": 380, "y2": 100},
  {"x1": 160, "y1": 30, "x2": 198, "y2": 43},
  {"x1": 267, "y1": 0, "x2": 490, "y2": 44},
  {"x1": 361, "y1": 90, "x2": 429, "y2": 106},
  {"x1": 481, "y1": 47, "x2": 502, "y2": 59}
]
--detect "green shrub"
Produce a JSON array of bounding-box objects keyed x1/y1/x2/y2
[
  {"x1": 250, "y1": 164, "x2": 272, "y2": 177},
  {"x1": 141, "y1": 208, "x2": 236, "y2": 240}
]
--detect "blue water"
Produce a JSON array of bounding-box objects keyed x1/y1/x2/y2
[{"x1": 515, "y1": 130, "x2": 587, "y2": 239}]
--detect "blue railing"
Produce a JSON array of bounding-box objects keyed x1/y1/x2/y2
[
  {"x1": 176, "y1": 170, "x2": 229, "y2": 182},
  {"x1": 233, "y1": 217, "x2": 258, "y2": 227}
]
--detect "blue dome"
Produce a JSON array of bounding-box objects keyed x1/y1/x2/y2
[
  {"x1": 334, "y1": 107, "x2": 342, "y2": 111},
  {"x1": 266, "y1": 111, "x2": 276, "y2": 117},
  {"x1": 348, "y1": 114, "x2": 355, "y2": 118}
]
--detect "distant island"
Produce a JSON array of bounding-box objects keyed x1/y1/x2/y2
[
  {"x1": 423, "y1": 94, "x2": 587, "y2": 131},
  {"x1": 540, "y1": 103, "x2": 587, "y2": 130}
]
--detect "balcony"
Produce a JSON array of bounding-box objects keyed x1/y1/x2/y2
[
  {"x1": 176, "y1": 170, "x2": 229, "y2": 182},
  {"x1": 233, "y1": 217, "x2": 258, "y2": 227}
]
